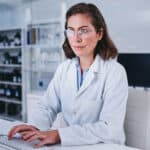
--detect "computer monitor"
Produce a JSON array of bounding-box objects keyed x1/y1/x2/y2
[{"x1": 117, "y1": 53, "x2": 150, "y2": 88}]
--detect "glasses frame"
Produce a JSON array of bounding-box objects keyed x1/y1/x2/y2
[{"x1": 64, "y1": 28, "x2": 94, "y2": 38}]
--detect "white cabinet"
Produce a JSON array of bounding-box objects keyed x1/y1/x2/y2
[
  {"x1": 0, "y1": 21, "x2": 64, "y2": 122},
  {"x1": 27, "y1": 91, "x2": 44, "y2": 123},
  {"x1": 0, "y1": 28, "x2": 26, "y2": 121},
  {"x1": 24, "y1": 21, "x2": 64, "y2": 93}
]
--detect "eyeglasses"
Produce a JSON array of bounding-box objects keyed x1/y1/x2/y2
[{"x1": 64, "y1": 28, "x2": 93, "y2": 38}]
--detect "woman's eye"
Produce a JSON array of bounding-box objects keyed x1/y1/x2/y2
[
  {"x1": 80, "y1": 29, "x2": 88, "y2": 33},
  {"x1": 66, "y1": 29, "x2": 74, "y2": 36},
  {"x1": 68, "y1": 29, "x2": 74, "y2": 33}
]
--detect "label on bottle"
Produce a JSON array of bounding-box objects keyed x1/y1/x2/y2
[
  {"x1": 18, "y1": 57, "x2": 21, "y2": 64},
  {"x1": 6, "y1": 89, "x2": 11, "y2": 97},
  {"x1": 0, "y1": 89, "x2": 4, "y2": 95},
  {"x1": 17, "y1": 76, "x2": 21, "y2": 82},
  {"x1": 13, "y1": 76, "x2": 17, "y2": 82},
  {"x1": 15, "y1": 90, "x2": 19, "y2": 98}
]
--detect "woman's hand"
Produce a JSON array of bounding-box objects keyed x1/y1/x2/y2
[
  {"x1": 8, "y1": 124, "x2": 38, "y2": 140},
  {"x1": 24, "y1": 130, "x2": 60, "y2": 148}
]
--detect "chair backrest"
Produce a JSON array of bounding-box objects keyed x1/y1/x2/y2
[{"x1": 125, "y1": 88, "x2": 150, "y2": 150}]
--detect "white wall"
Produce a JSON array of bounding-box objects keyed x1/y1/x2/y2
[
  {"x1": 0, "y1": 5, "x2": 14, "y2": 29},
  {"x1": 0, "y1": 4, "x2": 25, "y2": 29},
  {"x1": 26, "y1": 0, "x2": 62, "y2": 23},
  {"x1": 99, "y1": 1, "x2": 150, "y2": 53}
]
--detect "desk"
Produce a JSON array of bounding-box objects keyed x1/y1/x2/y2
[
  {"x1": 0, "y1": 119, "x2": 140, "y2": 150},
  {"x1": 55, "y1": 144, "x2": 140, "y2": 150},
  {"x1": 0, "y1": 142, "x2": 141, "y2": 150}
]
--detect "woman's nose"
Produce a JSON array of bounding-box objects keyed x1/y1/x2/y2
[{"x1": 74, "y1": 32, "x2": 82, "y2": 42}]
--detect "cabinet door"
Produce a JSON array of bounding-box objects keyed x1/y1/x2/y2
[{"x1": 25, "y1": 22, "x2": 63, "y2": 92}]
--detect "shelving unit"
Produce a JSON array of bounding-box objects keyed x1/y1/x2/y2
[
  {"x1": 25, "y1": 20, "x2": 63, "y2": 92},
  {"x1": 0, "y1": 19, "x2": 64, "y2": 121},
  {"x1": 0, "y1": 28, "x2": 25, "y2": 121}
]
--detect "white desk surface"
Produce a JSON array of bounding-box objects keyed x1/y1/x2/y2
[
  {"x1": 43, "y1": 144, "x2": 140, "y2": 150},
  {"x1": 0, "y1": 142, "x2": 141, "y2": 150},
  {"x1": 0, "y1": 119, "x2": 140, "y2": 150}
]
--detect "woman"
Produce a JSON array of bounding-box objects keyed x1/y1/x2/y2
[{"x1": 8, "y1": 3, "x2": 128, "y2": 148}]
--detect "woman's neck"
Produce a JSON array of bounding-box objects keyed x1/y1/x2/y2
[{"x1": 79, "y1": 56, "x2": 94, "y2": 72}]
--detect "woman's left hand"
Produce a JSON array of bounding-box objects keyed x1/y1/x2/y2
[{"x1": 22, "y1": 130, "x2": 61, "y2": 148}]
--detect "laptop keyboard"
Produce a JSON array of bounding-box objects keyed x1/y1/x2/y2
[{"x1": 0, "y1": 135, "x2": 58, "y2": 150}]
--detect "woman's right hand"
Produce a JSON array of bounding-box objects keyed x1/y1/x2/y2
[{"x1": 8, "y1": 124, "x2": 39, "y2": 140}]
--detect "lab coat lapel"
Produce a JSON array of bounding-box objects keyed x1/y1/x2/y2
[
  {"x1": 77, "y1": 55, "x2": 101, "y2": 96},
  {"x1": 77, "y1": 71, "x2": 95, "y2": 96},
  {"x1": 70, "y1": 58, "x2": 79, "y2": 94}
]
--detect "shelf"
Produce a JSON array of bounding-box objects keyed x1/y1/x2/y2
[
  {"x1": 24, "y1": 67, "x2": 57, "y2": 73},
  {"x1": 0, "y1": 81, "x2": 22, "y2": 86},
  {"x1": 0, "y1": 64, "x2": 21, "y2": 68},
  {"x1": 0, "y1": 27, "x2": 22, "y2": 32},
  {"x1": 26, "y1": 45, "x2": 61, "y2": 50},
  {"x1": 0, "y1": 97, "x2": 21, "y2": 104},
  {"x1": 31, "y1": 60, "x2": 60, "y2": 64},
  {"x1": 0, "y1": 46, "x2": 22, "y2": 50},
  {"x1": 0, "y1": 114, "x2": 22, "y2": 121},
  {"x1": 0, "y1": 28, "x2": 24, "y2": 121}
]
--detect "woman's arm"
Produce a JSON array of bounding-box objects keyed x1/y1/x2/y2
[{"x1": 28, "y1": 64, "x2": 63, "y2": 130}]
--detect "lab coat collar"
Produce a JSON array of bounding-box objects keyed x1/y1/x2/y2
[
  {"x1": 72, "y1": 55, "x2": 104, "y2": 74},
  {"x1": 72, "y1": 55, "x2": 104, "y2": 96},
  {"x1": 89, "y1": 55, "x2": 104, "y2": 74}
]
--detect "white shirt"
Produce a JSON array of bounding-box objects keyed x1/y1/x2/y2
[{"x1": 29, "y1": 55, "x2": 128, "y2": 146}]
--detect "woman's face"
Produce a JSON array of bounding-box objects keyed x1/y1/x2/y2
[{"x1": 66, "y1": 13, "x2": 102, "y2": 59}]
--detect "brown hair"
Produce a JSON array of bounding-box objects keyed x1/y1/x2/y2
[{"x1": 63, "y1": 3, "x2": 118, "y2": 60}]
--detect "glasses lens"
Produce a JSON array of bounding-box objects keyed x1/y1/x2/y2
[
  {"x1": 65, "y1": 29, "x2": 74, "y2": 38},
  {"x1": 79, "y1": 28, "x2": 88, "y2": 35},
  {"x1": 65, "y1": 28, "x2": 91, "y2": 38}
]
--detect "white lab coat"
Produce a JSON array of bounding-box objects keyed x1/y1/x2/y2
[{"x1": 29, "y1": 55, "x2": 128, "y2": 146}]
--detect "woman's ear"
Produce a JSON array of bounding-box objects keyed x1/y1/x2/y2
[{"x1": 97, "y1": 28, "x2": 103, "y2": 41}]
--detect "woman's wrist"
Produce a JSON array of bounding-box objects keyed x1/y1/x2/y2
[{"x1": 52, "y1": 130, "x2": 61, "y2": 144}]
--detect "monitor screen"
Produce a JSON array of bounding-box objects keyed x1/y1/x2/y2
[{"x1": 117, "y1": 53, "x2": 150, "y2": 88}]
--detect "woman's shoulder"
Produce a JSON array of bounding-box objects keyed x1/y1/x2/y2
[
  {"x1": 58, "y1": 58, "x2": 75, "y2": 67},
  {"x1": 97, "y1": 56, "x2": 128, "y2": 85},
  {"x1": 55, "y1": 58, "x2": 76, "y2": 73},
  {"x1": 100, "y1": 56, "x2": 126, "y2": 74}
]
